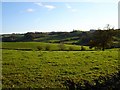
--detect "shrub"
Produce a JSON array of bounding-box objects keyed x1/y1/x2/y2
[
  {"x1": 58, "y1": 43, "x2": 66, "y2": 51},
  {"x1": 81, "y1": 46, "x2": 86, "y2": 51},
  {"x1": 45, "y1": 44, "x2": 51, "y2": 51},
  {"x1": 69, "y1": 46, "x2": 74, "y2": 51},
  {"x1": 37, "y1": 46, "x2": 43, "y2": 51}
]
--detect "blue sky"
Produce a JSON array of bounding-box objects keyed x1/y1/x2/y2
[{"x1": 2, "y1": 1, "x2": 119, "y2": 34}]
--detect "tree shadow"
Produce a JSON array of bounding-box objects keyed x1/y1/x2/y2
[{"x1": 63, "y1": 71, "x2": 120, "y2": 90}]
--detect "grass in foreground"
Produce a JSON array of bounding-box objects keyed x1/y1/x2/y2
[{"x1": 2, "y1": 49, "x2": 119, "y2": 88}]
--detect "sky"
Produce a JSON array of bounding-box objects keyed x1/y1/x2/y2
[{"x1": 1, "y1": 0, "x2": 119, "y2": 34}]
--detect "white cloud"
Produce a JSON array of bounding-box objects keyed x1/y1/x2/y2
[
  {"x1": 34, "y1": 2, "x2": 56, "y2": 10},
  {"x1": 34, "y1": 2, "x2": 43, "y2": 6},
  {"x1": 26, "y1": 8, "x2": 35, "y2": 12},
  {"x1": 44, "y1": 5, "x2": 56, "y2": 10}
]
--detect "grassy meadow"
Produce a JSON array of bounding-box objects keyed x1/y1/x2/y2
[
  {"x1": 2, "y1": 42, "x2": 119, "y2": 88},
  {"x1": 2, "y1": 42, "x2": 91, "y2": 51}
]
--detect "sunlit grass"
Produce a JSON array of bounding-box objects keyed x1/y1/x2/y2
[{"x1": 2, "y1": 49, "x2": 118, "y2": 88}]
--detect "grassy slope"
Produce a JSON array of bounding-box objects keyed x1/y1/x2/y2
[
  {"x1": 2, "y1": 42, "x2": 90, "y2": 51},
  {"x1": 2, "y1": 49, "x2": 119, "y2": 88}
]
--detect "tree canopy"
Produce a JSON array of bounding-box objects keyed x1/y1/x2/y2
[{"x1": 89, "y1": 24, "x2": 116, "y2": 51}]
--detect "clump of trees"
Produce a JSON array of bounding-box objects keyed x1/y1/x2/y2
[
  {"x1": 23, "y1": 32, "x2": 35, "y2": 41},
  {"x1": 89, "y1": 24, "x2": 116, "y2": 51}
]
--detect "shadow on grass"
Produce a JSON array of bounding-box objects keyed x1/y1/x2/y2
[{"x1": 63, "y1": 71, "x2": 120, "y2": 90}]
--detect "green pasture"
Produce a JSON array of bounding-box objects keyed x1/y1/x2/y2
[
  {"x1": 2, "y1": 42, "x2": 90, "y2": 51},
  {"x1": 2, "y1": 49, "x2": 119, "y2": 88}
]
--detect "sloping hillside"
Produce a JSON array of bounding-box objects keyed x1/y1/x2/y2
[{"x1": 1, "y1": 29, "x2": 120, "y2": 47}]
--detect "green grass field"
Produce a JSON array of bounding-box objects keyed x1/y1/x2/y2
[
  {"x1": 2, "y1": 48, "x2": 119, "y2": 88},
  {"x1": 2, "y1": 42, "x2": 91, "y2": 51}
]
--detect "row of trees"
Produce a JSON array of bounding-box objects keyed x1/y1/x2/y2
[{"x1": 1, "y1": 24, "x2": 120, "y2": 51}]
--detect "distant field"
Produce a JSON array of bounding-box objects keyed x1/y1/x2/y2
[
  {"x1": 2, "y1": 49, "x2": 119, "y2": 88},
  {"x1": 2, "y1": 42, "x2": 90, "y2": 51}
]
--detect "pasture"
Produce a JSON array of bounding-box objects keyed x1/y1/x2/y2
[
  {"x1": 2, "y1": 42, "x2": 84, "y2": 51},
  {"x1": 2, "y1": 48, "x2": 119, "y2": 88}
]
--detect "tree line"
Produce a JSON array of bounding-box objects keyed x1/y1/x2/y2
[{"x1": 1, "y1": 25, "x2": 120, "y2": 51}]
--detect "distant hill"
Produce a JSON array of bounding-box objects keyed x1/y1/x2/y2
[{"x1": 1, "y1": 29, "x2": 120, "y2": 48}]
